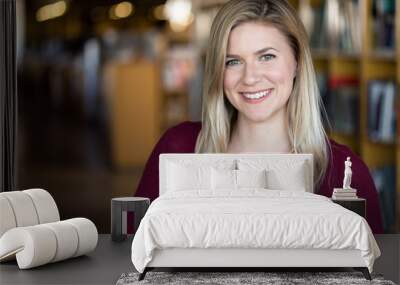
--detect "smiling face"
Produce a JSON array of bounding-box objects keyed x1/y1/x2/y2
[{"x1": 223, "y1": 21, "x2": 297, "y2": 123}]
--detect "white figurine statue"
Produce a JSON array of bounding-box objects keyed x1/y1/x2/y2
[{"x1": 342, "y1": 157, "x2": 353, "y2": 189}]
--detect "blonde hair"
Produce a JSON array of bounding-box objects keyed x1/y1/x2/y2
[{"x1": 195, "y1": 0, "x2": 330, "y2": 188}]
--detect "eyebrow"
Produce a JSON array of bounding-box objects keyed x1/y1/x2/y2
[{"x1": 226, "y1": 47, "x2": 278, "y2": 58}]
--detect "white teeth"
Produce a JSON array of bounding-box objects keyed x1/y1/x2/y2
[{"x1": 241, "y1": 90, "x2": 271, "y2": 100}]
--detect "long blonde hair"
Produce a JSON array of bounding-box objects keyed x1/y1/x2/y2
[{"x1": 195, "y1": 0, "x2": 330, "y2": 188}]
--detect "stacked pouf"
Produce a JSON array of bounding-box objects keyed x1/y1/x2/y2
[{"x1": 0, "y1": 189, "x2": 98, "y2": 269}]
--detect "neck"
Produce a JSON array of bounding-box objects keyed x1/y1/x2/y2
[{"x1": 228, "y1": 110, "x2": 291, "y2": 153}]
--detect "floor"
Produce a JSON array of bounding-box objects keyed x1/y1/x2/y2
[{"x1": 1, "y1": 235, "x2": 399, "y2": 284}]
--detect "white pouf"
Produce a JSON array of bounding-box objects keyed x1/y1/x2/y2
[
  {"x1": 0, "y1": 195, "x2": 17, "y2": 237},
  {"x1": 23, "y1": 188, "x2": 60, "y2": 224},
  {"x1": 1, "y1": 191, "x2": 40, "y2": 227},
  {"x1": 0, "y1": 218, "x2": 98, "y2": 269},
  {"x1": 0, "y1": 189, "x2": 98, "y2": 269}
]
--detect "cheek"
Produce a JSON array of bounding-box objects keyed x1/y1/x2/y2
[
  {"x1": 223, "y1": 69, "x2": 241, "y2": 92},
  {"x1": 268, "y1": 54, "x2": 296, "y2": 81},
  {"x1": 266, "y1": 63, "x2": 295, "y2": 86},
  {"x1": 269, "y1": 69, "x2": 296, "y2": 102},
  {"x1": 223, "y1": 71, "x2": 241, "y2": 108}
]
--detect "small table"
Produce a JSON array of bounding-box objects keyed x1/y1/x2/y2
[
  {"x1": 331, "y1": 198, "x2": 366, "y2": 218},
  {"x1": 111, "y1": 197, "x2": 150, "y2": 241}
]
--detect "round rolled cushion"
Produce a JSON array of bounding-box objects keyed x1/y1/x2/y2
[
  {"x1": 0, "y1": 192, "x2": 39, "y2": 227},
  {"x1": 23, "y1": 189, "x2": 60, "y2": 224},
  {"x1": 0, "y1": 196, "x2": 17, "y2": 237},
  {"x1": 42, "y1": 221, "x2": 79, "y2": 262},
  {"x1": 0, "y1": 226, "x2": 57, "y2": 269},
  {"x1": 0, "y1": 218, "x2": 98, "y2": 269},
  {"x1": 65, "y1": 218, "x2": 98, "y2": 257}
]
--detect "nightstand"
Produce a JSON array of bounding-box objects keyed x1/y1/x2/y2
[
  {"x1": 331, "y1": 198, "x2": 366, "y2": 218},
  {"x1": 111, "y1": 197, "x2": 150, "y2": 242}
]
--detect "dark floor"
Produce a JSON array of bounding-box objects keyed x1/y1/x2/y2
[{"x1": 17, "y1": 93, "x2": 144, "y2": 233}]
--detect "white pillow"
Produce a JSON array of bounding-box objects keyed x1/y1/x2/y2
[
  {"x1": 237, "y1": 169, "x2": 267, "y2": 188},
  {"x1": 212, "y1": 168, "x2": 237, "y2": 190},
  {"x1": 266, "y1": 162, "x2": 307, "y2": 191},
  {"x1": 211, "y1": 169, "x2": 268, "y2": 190},
  {"x1": 167, "y1": 162, "x2": 211, "y2": 191}
]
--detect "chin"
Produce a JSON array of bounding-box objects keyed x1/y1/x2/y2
[{"x1": 242, "y1": 112, "x2": 272, "y2": 123}]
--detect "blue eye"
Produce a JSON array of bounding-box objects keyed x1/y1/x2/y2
[
  {"x1": 225, "y1": 59, "x2": 240, "y2": 66},
  {"x1": 260, "y1": 54, "x2": 275, "y2": 61}
]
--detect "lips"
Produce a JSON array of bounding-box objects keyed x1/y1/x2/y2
[{"x1": 239, "y1": 89, "x2": 273, "y2": 103}]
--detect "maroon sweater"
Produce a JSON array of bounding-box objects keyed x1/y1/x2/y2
[{"x1": 135, "y1": 121, "x2": 383, "y2": 233}]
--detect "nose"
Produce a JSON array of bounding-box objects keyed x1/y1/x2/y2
[{"x1": 242, "y1": 62, "x2": 261, "y2": 85}]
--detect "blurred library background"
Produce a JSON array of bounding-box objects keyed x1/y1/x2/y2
[{"x1": 15, "y1": 0, "x2": 399, "y2": 233}]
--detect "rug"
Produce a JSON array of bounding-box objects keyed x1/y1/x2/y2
[{"x1": 116, "y1": 271, "x2": 396, "y2": 285}]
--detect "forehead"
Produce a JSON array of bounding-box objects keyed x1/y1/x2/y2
[{"x1": 227, "y1": 21, "x2": 290, "y2": 54}]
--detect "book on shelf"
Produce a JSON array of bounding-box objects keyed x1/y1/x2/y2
[
  {"x1": 316, "y1": 72, "x2": 330, "y2": 128},
  {"x1": 371, "y1": 164, "x2": 396, "y2": 232},
  {"x1": 323, "y1": 0, "x2": 360, "y2": 53},
  {"x1": 306, "y1": 2, "x2": 328, "y2": 50},
  {"x1": 397, "y1": 93, "x2": 400, "y2": 140},
  {"x1": 340, "y1": 0, "x2": 361, "y2": 53},
  {"x1": 316, "y1": 72, "x2": 328, "y2": 102},
  {"x1": 300, "y1": 0, "x2": 360, "y2": 53},
  {"x1": 371, "y1": 0, "x2": 395, "y2": 53},
  {"x1": 327, "y1": 77, "x2": 359, "y2": 135},
  {"x1": 368, "y1": 80, "x2": 397, "y2": 143}
]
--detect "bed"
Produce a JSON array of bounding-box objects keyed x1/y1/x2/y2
[{"x1": 131, "y1": 154, "x2": 380, "y2": 280}]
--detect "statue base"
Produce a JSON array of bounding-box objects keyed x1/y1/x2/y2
[
  {"x1": 333, "y1": 188, "x2": 357, "y2": 192},
  {"x1": 332, "y1": 188, "x2": 358, "y2": 200}
]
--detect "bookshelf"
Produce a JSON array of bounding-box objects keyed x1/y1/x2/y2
[
  {"x1": 360, "y1": 0, "x2": 396, "y2": 170},
  {"x1": 305, "y1": 0, "x2": 362, "y2": 154},
  {"x1": 300, "y1": 0, "x2": 398, "y2": 232},
  {"x1": 361, "y1": 0, "x2": 397, "y2": 233}
]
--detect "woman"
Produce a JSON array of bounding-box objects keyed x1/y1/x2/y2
[{"x1": 135, "y1": 0, "x2": 383, "y2": 233}]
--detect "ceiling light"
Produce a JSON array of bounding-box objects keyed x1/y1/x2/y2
[
  {"x1": 36, "y1": 1, "x2": 67, "y2": 22},
  {"x1": 153, "y1": 4, "x2": 167, "y2": 21},
  {"x1": 164, "y1": 0, "x2": 193, "y2": 32},
  {"x1": 109, "y1": 1, "x2": 134, "y2": 20}
]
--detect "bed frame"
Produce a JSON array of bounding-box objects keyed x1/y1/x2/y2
[
  {"x1": 138, "y1": 248, "x2": 370, "y2": 280},
  {"x1": 138, "y1": 154, "x2": 372, "y2": 281}
]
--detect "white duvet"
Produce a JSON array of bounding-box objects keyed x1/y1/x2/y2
[{"x1": 131, "y1": 190, "x2": 380, "y2": 273}]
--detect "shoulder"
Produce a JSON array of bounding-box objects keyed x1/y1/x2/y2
[
  {"x1": 319, "y1": 139, "x2": 373, "y2": 194},
  {"x1": 165, "y1": 121, "x2": 202, "y2": 136},
  {"x1": 158, "y1": 121, "x2": 202, "y2": 153},
  {"x1": 328, "y1": 139, "x2": 355, "y2": 159},
  {"x1": 327, "y1": 139, "x2": 372, "y2": 179}
]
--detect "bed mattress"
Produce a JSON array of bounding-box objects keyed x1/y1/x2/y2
[{"x1": 131, "y1": 189, "x2": 380, "y2": 273}]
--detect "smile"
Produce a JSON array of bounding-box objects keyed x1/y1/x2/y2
[{"x1": 239, "y1": 89, "x2": 273, "y2": 102}]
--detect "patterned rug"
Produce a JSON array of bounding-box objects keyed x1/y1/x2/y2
[{"x1": 116, "y1": 271, "x2": 396, "y2": 285}]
